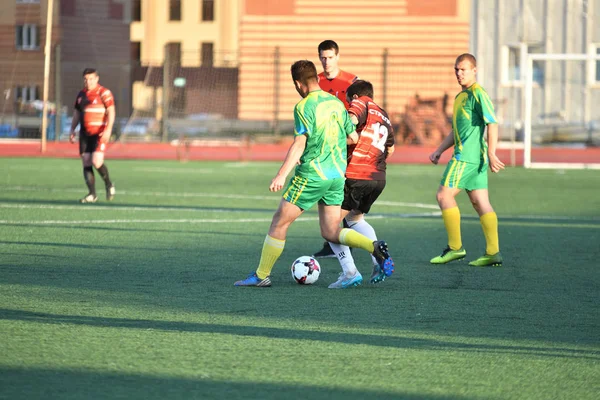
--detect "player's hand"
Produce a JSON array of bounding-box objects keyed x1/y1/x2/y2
[
  {"x1": 489, "y1": 153, "x2": 505, "y2": 173},
  {"x1": 69, "y1": 131, "x2": 76, "y2": 144},
  {"x1": 429, "y1": 151, "x2": 442, "y2": 165},
  {"x1": 269, "y1": 175, "x2": 286, "y2": 192}
]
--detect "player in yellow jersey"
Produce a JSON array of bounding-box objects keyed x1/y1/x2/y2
[{"x1": 429, "y1": 53, "x2": 505, "y2": 267}]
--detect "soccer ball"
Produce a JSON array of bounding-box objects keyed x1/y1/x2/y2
[{"x1": 291, "y1": 256, "x2": 321, "y2": 285}]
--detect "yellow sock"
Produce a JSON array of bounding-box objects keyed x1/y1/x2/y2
[
  {"x1": 442, "y1": 207, "x2": 462, "y2": 250},
  {"x1": 480, "y1": 212, "x2": 499, "y2": 255},
  {"x1": 338, "y1": 228, "x2": 374, "y2": 253},
  {"x1": 256, "y1": 235, "x2": 285, "y2": 279}
]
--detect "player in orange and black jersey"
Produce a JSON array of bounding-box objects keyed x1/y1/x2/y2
[
  {"x1": 316, "y1": 80, "x2": 397, "y2": 287},
  {"x1": 69, "y1": 68, "x2": 116, "y2": 203},
  {"x1": 317, "y1": 40, "x2": 358, "y2": 109}
]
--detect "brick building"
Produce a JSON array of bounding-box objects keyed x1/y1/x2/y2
[{"x1": 0, "y1": 0, "x2": 131, "y2": 135}]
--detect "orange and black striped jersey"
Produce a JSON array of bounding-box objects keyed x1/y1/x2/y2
[
  {"x1": 74, "y1": 85, "x2": 114, "y2": 136},
  {"x1": 318, "y1": 70, "x2": 358, "y2": 109},
  {"x1": 345, "y1": 96, "x2": 395, "y2": 181}
]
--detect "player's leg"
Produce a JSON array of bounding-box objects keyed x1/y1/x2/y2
[
  {"x1": 467, "y1": 186, "x2": 502, "y2": 267},
  {"x1": 79, "y1": 135, "x2": 97, "y2": 203},
  {"x1": 92, "y1": 143, "x2": 115, "y2": 201},
  {"x1": 235, "y1": 198, "x2": 302, "y2": 287},
  {"x1": 431, "y1": 159, "x2": 466, "y2": 264},
  {"x1": 320, "y1": 179, "x2": 394, "y2": 278},
  {"x1": 344, "y1": 179, "x2": 388, "y2": 283}
]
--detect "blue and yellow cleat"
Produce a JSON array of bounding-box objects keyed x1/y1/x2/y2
[
  {"x1": 234, "y1": 272, "x2": 272, "y2": 287},
  {"x1": 372, "y1": 240, "x2": 394, "y2": 278}
]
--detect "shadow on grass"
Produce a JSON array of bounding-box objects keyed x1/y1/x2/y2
[
  {"x1": 0, "y1": 366, "x2": 466, "y2": 400},
  {"x1": 1, "y1": 309, "x2": 597, "y2": 362}
]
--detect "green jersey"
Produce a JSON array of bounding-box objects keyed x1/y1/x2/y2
[
  {"x1": 452, "y1": 82, "x2": 497, "y2": 164},
  {"x1": 293, "y1": 89, "x2": 354, "y2": 181}
]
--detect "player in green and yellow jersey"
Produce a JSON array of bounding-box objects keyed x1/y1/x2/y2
[
  {"x1": 235, "y1": 60, "x2": 394, "y2": 287},
  {"x1": 429, "y1": 53, "x2": 505, "y2": 267}
]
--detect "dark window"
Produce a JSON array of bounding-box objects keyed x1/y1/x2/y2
[
  {"x1": 132, "y1": 0, "x2": 142, "y2": 21},
  {"x1": 169, "y1": 0, "x2": 181, "y2": 21},
  {"x1": 109, "y1": 1, "x2": 124, "y2": 20},
  {"x1": 131, "y1": 42, "x2": 141, "y2": 62},
  {"x1": 202, "y1": 0, "x2": 214, "y2": 21},
  {"x1": 596, "y1": 48, "x2": 600, "y2": 82},
  {"x1": 60, "y1": 0, "x2": 76, "y2": 16},
  {"x1": 166, "y1": 42, "x2": 181, "y2": 64},
  {"x1": 201, "y1": 42, "x2": 213, "y2": 66},
  {"x1": 15, "y1": 24, "x2": 39, "y2": 50}
]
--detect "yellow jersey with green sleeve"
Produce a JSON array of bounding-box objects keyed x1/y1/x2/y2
[
  {"x1": 452, "y1": 83, "x2": 497, "y2": 164},
  {"x1": 293, "y1": 89, "x2": 355, "y2": 181}
]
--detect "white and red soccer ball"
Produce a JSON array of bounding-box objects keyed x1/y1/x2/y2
[{"x1": 291, "y1": 256, "x2": 321, "y2": 285}]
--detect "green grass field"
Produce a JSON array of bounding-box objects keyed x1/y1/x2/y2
[{"x1": 0, "y1": 157, "x2": 598, "y2": 400}]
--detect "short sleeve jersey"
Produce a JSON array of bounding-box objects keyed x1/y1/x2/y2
[
  {"x1": 345, "y1": 96, "x2": 395, "y2": 181},
  {"x1": 452, "y1": 83, "x2": 497, "y2": 164},
  {"x1": 318, "y1": 70, "x2": 358, "y2": 109},
  {"x1": 74, "y1": 85, "x2": 114, "y2": 136},
  {"x1": 293, "y1": 90, "x2": 355, "y2": 181}
]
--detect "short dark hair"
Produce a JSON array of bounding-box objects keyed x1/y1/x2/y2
[
  {"x1": 455, "y1": 53, "x2": 477, "y2": 68},
  {"x1": 291, "y1": 60, "x2": 318, "y2": 86},
  {"x1": 347, "y1": 80, "x2": 374, "y2": 99},
  {"x1": 318, "y1": 40, "x2": 339, "y2": 55},
  {"x1": 82, "y1": 68, "x2": 97, "y2": 76}
]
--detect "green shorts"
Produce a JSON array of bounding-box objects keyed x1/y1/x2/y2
[
  {"x1": 282, "y1": 175, "x2": 345, "y2": 211},
  {"x1": 440, "y1": 158, "x2": 488, "y2": 191}
]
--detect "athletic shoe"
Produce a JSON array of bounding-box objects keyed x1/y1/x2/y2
[
  {"x1": 370, "y1": 263, "x2": 386, "y2": 284},
  {"x1": 469, "y1": 252, "x2": 503, "y2": 267},
  {"x1": 106, "y1": 184, "x2": 116, "y2": 201},
  {"x1": 328, "y1": 271, "x2": 363, "y2": 289},
  {"x1": 372, "y1": 240, "x2": 394, "y2": 277},
  {"x1": 312, "y1": 241, "x2": 336, "y2": 258},
  {"x1": 80, "y1": 194, "x2": 97, "y2": 204},
  {"x1": 234, "y1": 272, "x2": 272, "y2": 287},
  {"x1": 430, "y1": 246, "x2": 466, "y2": 264}
]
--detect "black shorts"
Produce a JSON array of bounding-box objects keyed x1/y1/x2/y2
[
  {"x1": 79, "y1": 134, "x2": 104, "y2": 154},
  {"x1": 342, "y1": 179, "x2": 386, "y2": 214}
]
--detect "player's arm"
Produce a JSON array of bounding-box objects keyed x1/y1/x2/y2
[
  {"x1": 269, "y1": 134, "x2": 307, "y2": 192},
  {"x1": 429, "y1": 131, "x2": 455, "y2": 165},
  {"x1": 347, "y1": 131, "x2": 358, "y2": 144},
  {"x1": 101, "y1": 105, "x2": 116, "y2": 143},
  {"x1": 69, "y1": 109, "x2": 80, "y2": 143},
  {"x1": 486, "y1": 123, "x2": 505, "y2": 173}
]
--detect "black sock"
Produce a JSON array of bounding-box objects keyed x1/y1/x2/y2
[
  {"x1": 83, "y1": 166, "x2": 96, "y2": 195},
  {"x1": 96, "y1": 164, "x2": 112, "y2": 187}
]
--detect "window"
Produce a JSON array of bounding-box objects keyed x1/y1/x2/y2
[
  {"x1": 597, "y1": 47, "x2": 600, "y2": 82},
  {"x1": 201, "y1": 42, "x2": 213, "y2": 66},
  {"x1": 15, "y1": 86, "x2": 39, "y2": 103},
  {"x1": 16, "y1": 0, "x2": 41, "y2": 4},
  {"x1": 60, "y1": 0, "x2": 76, "y2": 16},
  {"x1": 109, "y1": 0, "x2": 123, "y2": 20},
  {"x1": 166, "y1": 42, "x2": 181, "y2": 64},
  {"x1": 501, "y1": 43, "x2": 544, "y2": 85},
  {"x1": 15, "y1": 24, "x2": 39, "y2": 50},
  {"x1": 169, "y1": 0, "x2": 181, "y2": 21},
  {"x1": 202, "y1": 0, "x2": 214, "y2": 21},
  {"x1": 131, "y1": 42, "x2": 141, "y2": 62},
  {"x1": 132, "y1": 0, "x2": 141, "y2": 21}
]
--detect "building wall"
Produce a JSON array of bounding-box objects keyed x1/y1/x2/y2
[
  {"x1": 238, "y1": 0, "x2": 471, "y2": 121},
  {"x1": 130, "y1": 0, "x2": 240, "y2": 66},
  {"x1": 0, "y1": 0, "x2": 60, "y2": 116},
  {"x1": 472, "y1": 0, "x2": 600, "y2": 141},
  {"x1": 60, "y1": 0, "x2": 132, "y2": 118}
]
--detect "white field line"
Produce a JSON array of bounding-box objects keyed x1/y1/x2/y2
[
  {"x1": 1, "y1": 186, "x2": 439, "y2": 209},
  {"x1": 0, "y1": 213, "x2": 441, "y2": 226},
  {"x1": 0, "y1": 203, "x2": 272, "y2": 213}
]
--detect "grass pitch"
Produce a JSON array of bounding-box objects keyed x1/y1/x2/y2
[{"x1": 0, "y1": 157, "x2": 598, "y2": 399}]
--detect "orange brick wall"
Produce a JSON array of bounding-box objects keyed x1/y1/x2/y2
[{"x1": 238, "y1": 0, "x2": 469, "y2": 121}]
